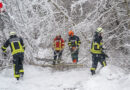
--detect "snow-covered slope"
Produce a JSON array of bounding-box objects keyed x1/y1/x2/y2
[{"x1": 0, "y1": 65, "x2": 130, "y2": 90}]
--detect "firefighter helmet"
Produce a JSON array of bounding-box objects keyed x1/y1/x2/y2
[
  {"x1": 96, "y1": 27, "x2": 103, "y2": 33},
  {"x1": 68, "y1": 30, "x2": 74, "y2": 36},
  {"x1": 10, "y1": 31, "x2": 16, "y2": 36}
]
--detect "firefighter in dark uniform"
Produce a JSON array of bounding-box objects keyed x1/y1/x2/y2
[
  {"x1": 90, "y1": 27, "x2": 107, "y2": 75},
  {"x1": 1, "y1": 32, "x2": 25, "y2": 80},
  {"x1": 68, "y1": 30, "x2": 81, "y2": 64}
]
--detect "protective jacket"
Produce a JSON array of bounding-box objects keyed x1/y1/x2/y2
[
  {"x1": 90, "y1": 32, "x2": 103, "y2": 54},
  {"x1": 53, "y1": 37, "x2": 64, "y2": 51},
  {"x1": 1, "y1": 35, "x2": 25, "y2": 55},
  {"x1": 68, "y1": 35, "x2": 81, "y2": 47}
]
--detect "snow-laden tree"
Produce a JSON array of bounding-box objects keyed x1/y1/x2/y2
[{"x1": 0, "y1": 0, "x2": 130, "y2": 71}]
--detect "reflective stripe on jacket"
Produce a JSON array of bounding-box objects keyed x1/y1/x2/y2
[
  {"x1": 1, "y1": 36, "x2": 24, "y2": 55},
  {"x1": 53, "y1": 37, "x2": 64, "y2": 51},
  {"x1": 90, "y1": 41, "x2": 103, "y2": 54},
  {"x1": 68, "y1": 35, "x2": 81, "y2": 47}
]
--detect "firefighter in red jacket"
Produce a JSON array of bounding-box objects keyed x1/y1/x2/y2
[{"x1": 53, "y1": 35, "x2": 64, "y2": 65}]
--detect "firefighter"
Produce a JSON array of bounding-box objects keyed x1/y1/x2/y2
[
  {"x1": 68, "y1": 30, "x2": 81, "y2": 64},
  {"x1": 1, "y1": 31, "x2": 25, "y2": 80},
  {"x1": 90, "y1": 27, "x2": 107, "y2": 75},
  {"x1": 0, "y1": 2, "x2": 5, "y2": 13},
  {"x1": 53, "y1": 34, "x2": 64, "y2": 65}
]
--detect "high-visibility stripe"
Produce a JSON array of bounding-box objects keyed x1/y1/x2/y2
[
  {"x1": 68, "y1": 44, "x2": 71, "y2": 46},
  {"x1": 75, "y1": 41, "x2": 78, "y2": 45},
  {"x1": 59, "y1": 41, "x2": 61, "y2": 49},
  {"x1": 55, "y1": 48, "x2": 62, "y2": 50},
  {"x1": 11, "y1": 42, "x2": 15, "y2": 53},
  {"x1": 78, "y1": 43, "x2": 80, "y2": 46},
  {"x1": 2, "y1": 46, "x2": 7, "y2": 49},
  {"x1": 19, "y1": 69, "x2": 24, "y2": 73},
  {"x1": 68, "y1": 42, "x2": 71, "y2": 46},
  {"x1": 54, "y1": 41, "x2": 63, "y2": 50},
  {"x1": 78, "y1": 41, "x2": 81, "y2": 43},
  {"x1": 78, "y1": 41, "x2": 81, "y2": 46},
  {"x1": 14, "y1": 74, "x2": 20, "y2": 78},
  {"x1": 90, "y1": 41, "x2": 102, "y2": 54},
  {"x1": 68, "y1": 40, "x2": 81, "y2": 46},
  {"x1": 103, "y1": 61, "x2": 106, "y2": 66},
  {"x1": 3, "y1": 50, "x2": 6, "y2": 53},
  {"x1": 11, "y1": 41, "x2": 24, "y2": 55},
  {"x1": 62, "y1": 42, "x2": 65, "y2": 48},
  {"x1": 90, "y1": 68, "x2": 96, "y2": 71},
  {"x1": 68, "y1": 42, "x2": 71, "y2": 44},
  {"x1": 14, "y1": 64, "x2": 20, "y2": 78}
]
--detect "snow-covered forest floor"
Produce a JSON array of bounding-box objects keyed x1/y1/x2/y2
[{"x1": 0, "y1": 65, "x2": 130, "y2": 90}]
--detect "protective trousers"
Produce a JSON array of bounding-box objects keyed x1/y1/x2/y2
[
  {"x1": 13, "y1": 53, "x2": 24, "y2": 79},
  {"x1": 53, "y1": 50, "x2": 62, "y2": 65},
  {"x1": 71, "y1": 49, "x2": 79, "y2": 63},
  {"x1": 91, "y1": 54, "x2": 106, "y2": 72}
]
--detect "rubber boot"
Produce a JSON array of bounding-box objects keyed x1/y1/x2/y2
[
  {"x1": 16, "y1": 77, "x2": 19, "y2": 80},
  {"x1": 20, "y1": 72, "x2": 24, "y2": 77},
  {"x1": 91, "y1": 70, "x2": 95, "y2": 75},
  {"x1": 73, "y1": 59, "x2": 77, "y2": 64}
]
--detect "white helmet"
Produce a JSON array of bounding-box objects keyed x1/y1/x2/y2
[
  {"x1": 10, "y1": 31, "x2": 16, "y2": 36},
  {"x1": 96, "y1": 27, "x2": 103, "y2": 33}
]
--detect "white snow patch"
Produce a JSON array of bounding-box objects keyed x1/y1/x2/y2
[
  {"x1": 36, "y1": 48, "x2": 53, "y2": 59},
  {"x1": 0, "y1": 65, "x2": 130, "y2": 90}
]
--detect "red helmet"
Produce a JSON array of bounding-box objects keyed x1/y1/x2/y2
[{"x1": 68, "y1": 30, "x2": 74, "y2": 36}]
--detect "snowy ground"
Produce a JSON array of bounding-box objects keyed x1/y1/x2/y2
[{"x1": 0, "y1": 65, "x2": 130, "y2": 90}]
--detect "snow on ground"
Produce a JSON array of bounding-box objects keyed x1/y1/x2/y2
[{"x1": 0, "y1": 65, "x2": 130, "y2": 90}]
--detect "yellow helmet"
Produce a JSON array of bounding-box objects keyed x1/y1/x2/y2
[{"x1": 96, "y1": 27, "x2": 103, "y2": 33}]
